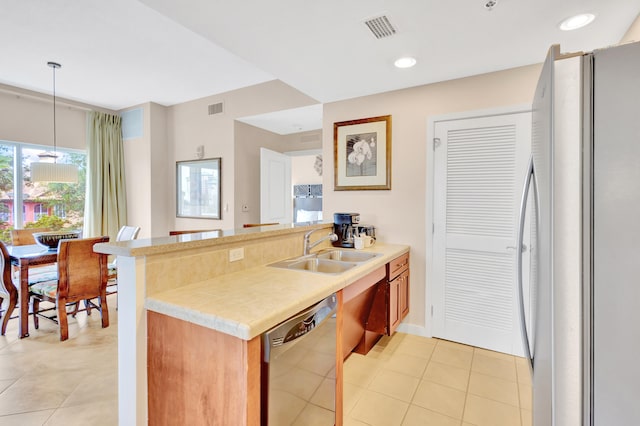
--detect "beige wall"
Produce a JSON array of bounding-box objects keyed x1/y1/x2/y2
[
  {"x1": 122, "y1": 105, "x2": 152, "y2": 238},
  {"x1": 149, "y1": 103, "x2": 170, "y2": 237},
  {"x1": 0, "y1": 85, "x2": 99, "y2": 151},
  {"x1": 234, "y1": 122, "x2": 289, "y2": 225},
  {"x1": 234, "y1": 123, "x2": 323, "y2": 226},
  {"x1": 165, "y1": 80, "x2": 318, "y2": 232},
  {"x1": 622, "y1": 13, "x2": 640, "y2": 42},
  {"x1": 322, "y1": 64, "x2": 543, "y2": 334},
  {"x1": 292, "y1": 154, "x2": 322, "y2": 186},
  {"x1": 121, "y1": 102, "x2": 171, "y2": 239}
]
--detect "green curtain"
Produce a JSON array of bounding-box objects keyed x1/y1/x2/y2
[{"x1": 84, "y1": 111, "x2": 127, "y2": 240}]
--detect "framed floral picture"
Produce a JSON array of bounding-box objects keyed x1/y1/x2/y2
[{"x1": 333, "y1": 115, "x2": 391, "y2": 190}]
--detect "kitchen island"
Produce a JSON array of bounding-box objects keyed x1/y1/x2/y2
[{"x1": 94, "y1": 223, "x2": 409, "y2": 425}]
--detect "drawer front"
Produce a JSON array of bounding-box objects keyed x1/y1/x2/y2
[{"x1": 387, "y1": 252, "x2": 409, "y2": 280}]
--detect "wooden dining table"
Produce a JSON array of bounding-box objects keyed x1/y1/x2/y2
[{"x1": 7, "y1": 244, "x2": 58, "y2": 338}]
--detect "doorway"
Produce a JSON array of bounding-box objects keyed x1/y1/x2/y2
[
  {"x1": 429, "y1": 108, "x2": 531, "y2": 356},
  {"x1": 259, "y1": 148, "x2": 323, "y2": 225}
]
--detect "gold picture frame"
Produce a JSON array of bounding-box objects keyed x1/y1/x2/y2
[{"x1": 334, "y1": 115, "x2": 391, "y2": 190}]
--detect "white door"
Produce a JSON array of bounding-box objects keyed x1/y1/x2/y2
[
  {"x1": 431, "y1": 111, "x2": 531, "y2": 356},
  {"x1": 260, "y1": 148, "x2": 292, "y2": 224}
]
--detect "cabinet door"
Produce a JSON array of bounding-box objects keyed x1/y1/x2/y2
[
  {"x1": 389, "y1": 277, "x2": 400, "y2": 334},
  {"x1": 399, "y1": 269, "x2": 410, "y2": 320}
]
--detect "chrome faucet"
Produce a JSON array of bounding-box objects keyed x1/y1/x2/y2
[{"x1": 303, "y1": 229, "x2": 338, "y2": 255}]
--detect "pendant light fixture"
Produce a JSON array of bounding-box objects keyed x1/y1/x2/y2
[{"x1": 31, "y1": 61, "x2": 79, "y2": 183}]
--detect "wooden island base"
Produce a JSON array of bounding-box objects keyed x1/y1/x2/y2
[
  {"x1": 146, "y1": 253, "x2": 409, "y2": 425},
  {"x1": 147, "y1": 311, "x2": 261, "y2": 425}
]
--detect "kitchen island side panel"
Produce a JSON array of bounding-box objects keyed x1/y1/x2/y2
[{"x1": 147, "y1": 311, "x2": 261, "y2": 425}]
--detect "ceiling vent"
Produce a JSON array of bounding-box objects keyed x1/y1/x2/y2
[
  {"x1": 364, "y1": 15, "x2": 397, "y2": 39},
  {"x1": 208, "y1": 101, "x2": 224, "y2": 115}
]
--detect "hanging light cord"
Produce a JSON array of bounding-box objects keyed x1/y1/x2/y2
[{"x1": 47, "y1": 61, "x2": 61, "y2": 163}]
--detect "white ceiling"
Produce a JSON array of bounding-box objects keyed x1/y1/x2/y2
[
  {"x1": 236, "y1": 104, "x2": 323, "y2": 135},
  {"x1": 1, "y1": 0, "x2": 639, "y2": 134}
]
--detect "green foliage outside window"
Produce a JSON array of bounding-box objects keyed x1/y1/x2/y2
[
  {"x1": 25, "y1": 215, "x2": 67, "y2": 231},
  {"x1": 0, "y1": 145, "x2": 86, "y2": 245}
]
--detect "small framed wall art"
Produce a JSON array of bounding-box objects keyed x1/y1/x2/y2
[
  {"x1": 176, "y1": 157, "x2": 222, "y2": 219},
  {"x1": 333, "y1": 115, "x2": 391, "y2": 190}
]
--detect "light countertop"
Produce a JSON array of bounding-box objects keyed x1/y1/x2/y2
[
  {"x1": 94, "y1": 222, "x2": 329, "y2": 257},
  {"x1": 145, "y1": 243, "x2": 409, "y2": 340}
]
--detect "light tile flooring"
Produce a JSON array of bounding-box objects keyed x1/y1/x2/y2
[
  {"x1": 0, "y1": 297, "x2": 532, "y2": 426},
  {"x1": 0, "y1": 295, "x2": 118, "y2": 426},
  {"x1": 343, "y1": 333, "x2": 533, "y2": 426}
]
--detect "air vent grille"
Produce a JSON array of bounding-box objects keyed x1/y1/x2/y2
[
  {"x1": 208, "y1": 102, "x2": 224, "y2": 115},
  {"x1": 364, "y1": 15, "x2": 397, "y2": 39}
]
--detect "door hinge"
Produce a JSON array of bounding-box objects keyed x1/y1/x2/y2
[
  {"x1": 432, "y1": 223, "x2": 435, "y2": 234},
  {"x1": 433, "y1": 137, "x2": 441, "y2": 150},
  {"x1": 431, "y1": 305, "x2": 434, "y2": 317}
]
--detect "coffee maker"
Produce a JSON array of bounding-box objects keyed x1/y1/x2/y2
[{"x1": 333, "y1": 212, "x2": 360, "y2": 248}]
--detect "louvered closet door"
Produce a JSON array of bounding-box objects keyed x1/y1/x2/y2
[{"x1": 432, "y1": 112, "x2": 530, "y2": 355}]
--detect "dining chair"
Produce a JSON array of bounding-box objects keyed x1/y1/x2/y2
[
  {"x1": 29, "y1": 236, "x2": 110, "y2": 341},
  {"x1": 242, "y1": 223, "x2": 278, "y2": 228},
  {"x1": 169, "y1": 229, "x2": 221, "y2": 235},
  {"x1": 9, "y1": 227, "x2": 57, "y2": 280},
  {"x1": 10, "y1": 228, "x2": 51, "y2": 246},
  {"x1": 107, "y1": 225, "x2": 141, "y2": 297},
  {"x1": 0, "y1": 242, "x2": 18, "y2": 335}
]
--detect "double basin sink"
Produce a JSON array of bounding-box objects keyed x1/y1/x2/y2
[{"x1": 269, "y1": 249, "x2": 380, "y2": 274}]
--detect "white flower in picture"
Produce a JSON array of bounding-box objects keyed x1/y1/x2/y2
[
  {"x1": 346, "y1": 133, "x2": 377, "y2": 177},
  {"x1": 348, "y1": 139, "x2": 373, "y2": 166}
]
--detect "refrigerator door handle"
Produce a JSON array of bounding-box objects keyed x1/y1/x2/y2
[{"x1": 517, "y1": 156, "x2": 534, "y2": 367}]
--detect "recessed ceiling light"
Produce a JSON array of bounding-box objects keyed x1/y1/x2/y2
[
  {"x1": 394, "y1": 57, "x2": 417, "y2": 69},
  {"x1": 559, "y1": 13, "x2": 595, "y2": 31}
]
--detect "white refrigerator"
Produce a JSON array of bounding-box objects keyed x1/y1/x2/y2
[{"x1": 517, "y1": 41, "x2": 640, "y2": 425}]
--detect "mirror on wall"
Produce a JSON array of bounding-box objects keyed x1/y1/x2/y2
[{"x1": 176, "y1": 158, "x2": 222, "y2": 219}]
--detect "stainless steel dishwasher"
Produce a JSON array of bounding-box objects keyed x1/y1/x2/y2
[{"x1": 262, "y1": 293, "x2": 338, "y2": 425}]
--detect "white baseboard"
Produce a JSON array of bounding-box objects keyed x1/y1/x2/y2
[{"x1": 396, "y1": 323, "x2": 430, "y2": 337}]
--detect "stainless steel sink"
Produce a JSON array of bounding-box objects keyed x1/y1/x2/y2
[
  {"x1": 268, "y1": 249, "x2": 379, "y2": 274},
  {"x1": 316, "y1": 249, "x2": 380, "y2": 263},
  {"x1": 287, "y1": 258, "x2": 357, "y2": 273}
]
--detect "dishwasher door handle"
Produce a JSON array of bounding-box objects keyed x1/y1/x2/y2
[{"x1": 263, "y1": 293, "x2": 337, "y2": 362}]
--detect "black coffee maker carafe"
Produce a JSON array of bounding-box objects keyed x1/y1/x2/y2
[{"x1": 333, "y1": 212, "x2": 360, "y2": 248}]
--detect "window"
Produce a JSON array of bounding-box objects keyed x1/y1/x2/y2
[
  {"x1": 0, "y1": 203, "x2": 9, "y2": 222},
  {"x1": 54, "y1": 204, "x2": 66, "y2": 218},
  {"x1": 33, "y1": 203, "x2": 47, "y2": 220},
  {"x1": 0, "y1": 141, "x2": 86, "y2": 244}
]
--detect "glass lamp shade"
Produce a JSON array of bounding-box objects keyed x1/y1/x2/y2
[{"x1": 31, "y1": 162, "x2": 79, "y2": 183}]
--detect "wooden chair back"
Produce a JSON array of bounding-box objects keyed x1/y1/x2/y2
[
  {"x1": 0, "y1": 242, "x2": 18, "y2": 335},
  {"x1": 30, "y1": 236, "x2": 110, "y2": 340},
  {"x1": 0, "y1": 242, "x2": 15, "y2": 298},
  {"x1": 242, "y1": 223, "x2": 278, "y2": 228},
  {"x1": 10, "y1": 228, "x2": 51, "y2": 246},
  {"x1": 169, "y1": 229, "x2": 221, "y2": 236},
  {"x1": 57, "y1": 236, "x2": 110, "y2": 303}
]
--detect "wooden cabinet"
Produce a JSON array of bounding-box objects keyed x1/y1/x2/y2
[
  {"x1": 366, "y1": 253, "x2": 410, "y2": 337},
  {"x1": 342, "y1": 266, "x2": 386, "y2": 359},
  {"x1": 147, "y1": 311, "x2": 262, "y2": 425},
  {"x1": 389, "y1": 265, "x2": 410, "y2": 333}
]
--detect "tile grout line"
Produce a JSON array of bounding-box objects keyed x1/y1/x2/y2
[
  {"x1": 399, "y1": 343, "x2": 435, "y2": 425},
  {"x1": 458, "y1": 346, "x2": 475, "y2": 425}
]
